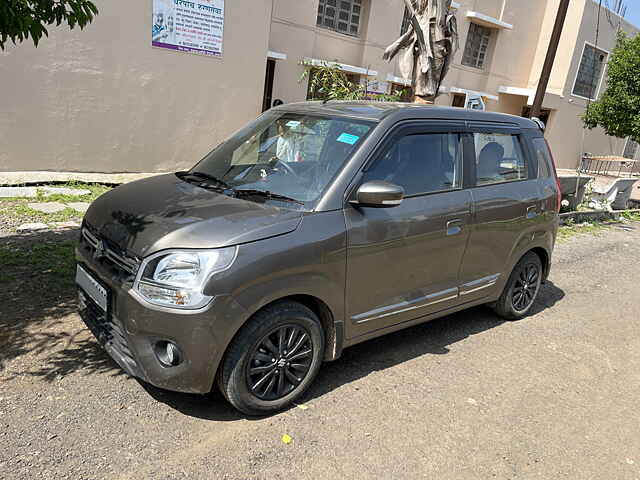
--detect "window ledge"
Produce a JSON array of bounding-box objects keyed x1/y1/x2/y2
[
  {"x1": 303, "y1": 57, "x2": 378, "y2": 77},
  {"x1": 386, "y1": 74, "x2": 411, "y2": 86},
  {"x1": 466, "y1": 11, "x2": 513, "y2": 30},
  {"x1": 449, "y1": 86, "x2": 499, "y2": 101},
  {"x1": 267, "y1": 50, "x2": 287, "y2": 60}
]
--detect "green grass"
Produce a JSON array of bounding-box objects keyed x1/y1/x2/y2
[
  {"x1": 10, "y1": 203, "x2": 81, "y2": 223},
  {"x1": 557, "y1": 220, "x2": 612, "y2": 242},
  {"x1": 34, "y1": 181, "x2": 112, "y2": 203},
  {"x1": 619, "y1": 211, "x2": 640, "y2": 222},
  {"x1": 0, "y1": 241, "x2": 76, "y2": 287},
  {"x1": 0, "y1": 182, "x2": 113, "y2": 231},
  {"x1": 557, "y1": 210, "x2": 640, "y2": 243}
]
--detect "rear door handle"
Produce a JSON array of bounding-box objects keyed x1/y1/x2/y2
[
  {"x1": 446, "y1": 219, "x2": 463, "y2": 236},
  {"x1": 526, "y1": 205, "x2": 538, "y2": 219}
]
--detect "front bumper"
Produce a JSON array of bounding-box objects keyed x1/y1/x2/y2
[{"x1": 75, "y1": 247, "x2": 247, "y2": 394}]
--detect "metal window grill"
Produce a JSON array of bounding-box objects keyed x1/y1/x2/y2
[
  {"x1": 317, "y1": 0, "x2": 362, "y2": 36},
  {"x1": 461, "y1": 23, "x2": 492, "y2": 69},
  {"x1": 573, "y1": 44, "x2": 607, "y2": 99},
  {"x1": 623, "y1": 138, "x2": 639, "y2": 160}
]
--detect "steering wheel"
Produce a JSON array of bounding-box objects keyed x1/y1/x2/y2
[{"x1": 273, "y1": 158, "x2": 300, "y2": 179}]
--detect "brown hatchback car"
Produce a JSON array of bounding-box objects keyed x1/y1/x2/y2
[{"x1": 76, "y1": 102, "x2": 561, "y2": 414}]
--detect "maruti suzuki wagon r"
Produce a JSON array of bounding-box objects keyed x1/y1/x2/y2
[{"x1": 76, "y1": 102, "x2": 560, "y2": 415}]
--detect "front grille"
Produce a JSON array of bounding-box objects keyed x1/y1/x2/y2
[
  {"x1": 78, "y1": 289, "x2": 139, "y2": 375},
  {"x1": 80, "y1": 226, "x2": 140, "y2": 281}
]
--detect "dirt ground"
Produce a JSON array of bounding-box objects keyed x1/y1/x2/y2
[{"x1": 1, "y1": 224, "x2": 639, "y2": 479}]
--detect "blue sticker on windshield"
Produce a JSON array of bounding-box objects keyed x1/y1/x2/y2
[{"x1": 336, "y1": 133, "x2": 360, "y2": 145}]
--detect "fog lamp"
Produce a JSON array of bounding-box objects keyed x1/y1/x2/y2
[{"x1": 155, "y1": 341, "x2": 182, "y2": 367}]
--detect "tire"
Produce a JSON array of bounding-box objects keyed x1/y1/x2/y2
[
  {"x1": 492, "y1": 252, "x2": 543, "y2": 320},
  {"x1": 218, "y1": 301, "x2": 325, "y2": 415}
]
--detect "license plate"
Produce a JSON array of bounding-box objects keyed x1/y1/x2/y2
[{"x1": 76, "y1": 265, "x2": 108, "y2": 312}]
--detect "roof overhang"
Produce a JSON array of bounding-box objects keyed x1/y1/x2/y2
[
  {"x1": 498, "y1": 86, "x2": 536, "y2": 104},
  {"x1": 466, "y1": 11, "x2": 513, "y2": 30},
  {"x1": 498, "y1": 85, "x2": 564, "y2": 106},
  {"x1": 303, "y1": 57, "x2": 377, "y2": 76},
  {"x1": 386, "y1": 74, "x2": 411, "y2": 86},
  {"x1": 449, "y1": 86, "x2": 499, "y2": 101},
  {"x1": 267, "y1": 50, "x2": 287, "y2": 60}
]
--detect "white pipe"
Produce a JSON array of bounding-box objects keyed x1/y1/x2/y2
[{"x1": 500, "y1": 0, "x2": 507, "y2": 20}]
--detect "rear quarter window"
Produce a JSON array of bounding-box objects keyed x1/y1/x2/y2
[{"x1": 531, "y1": 137, "x2": 554, "y2": 179}]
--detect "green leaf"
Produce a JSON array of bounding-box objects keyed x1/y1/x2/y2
[{"x1": 0, "y1": 0, "x2": 99, "y2": 48}]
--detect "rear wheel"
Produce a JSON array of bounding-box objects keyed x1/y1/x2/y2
[
  {"x1": 492, "y1": 252, "x2": 543, "y2": 320},
  {"x1": 218, "y1": 301, "x2": 324, "y2": 415}
]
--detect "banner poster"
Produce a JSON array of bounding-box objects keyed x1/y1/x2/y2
[{"x1": 152, "y1": 0, "x2": 224, "y2": 57}]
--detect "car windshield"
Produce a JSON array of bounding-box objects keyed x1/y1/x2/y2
[{"x1": 189, "y1": 111, "x2": 374, "y2": 207}]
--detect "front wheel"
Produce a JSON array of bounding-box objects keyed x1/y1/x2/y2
[
  {"x1": 492, "y1": 252, "x2": 543, "y2": 320},
  {"x1": 218, "y1": 301, "x2": 325, "y2": 415}
]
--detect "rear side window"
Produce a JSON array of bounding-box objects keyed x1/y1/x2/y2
[
  {"x1": 531, "y1": 137, "x2": 554, "y2": 179},
  {"x1": 363, "y1": 133, "x2": 463, "y2": 196},
  {"x1": 473, "y1": 132, "x2": 528, "y2": 186}
]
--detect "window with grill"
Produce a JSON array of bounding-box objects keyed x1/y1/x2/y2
[
  {"x1": 572, "y1": 43, "x2": 607, "y2": 100},
  {"x1": 623, "y1": 138, "x2": 639, "y2": 160},
  {"x1": 461, "y1": 23, "x2": 492, "y2": 69},
  {"x1": 317, "y1": 0, "x2": 362, "y2": 37}
]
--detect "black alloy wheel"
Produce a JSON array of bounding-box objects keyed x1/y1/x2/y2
[
  {"x1": 492, "y1": 251, "x2": 543, "y2": 320},
  {"x1": 246, "y1": 325, "x2": 313, "y2": 400},
  {"x1": 512, "y1": 263, "x2": 540, "y2": 312},
  {"x1": 218, "y1": 301, "x2": 325, "y2": 415}
]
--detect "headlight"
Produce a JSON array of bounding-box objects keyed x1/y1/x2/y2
[{"x1": 134, "y1": 247, "x2": 237, "y2": 309}]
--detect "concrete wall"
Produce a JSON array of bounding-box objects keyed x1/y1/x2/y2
[
  {"x1": 0, "y1": 0, "x2": 638, "y2": 173},
  {"x1": 541, "y1": 0, "x2": 638, "y2": 168},
  {"x1": 0, "y1": 0, "x2": 272, "y2": 172}
]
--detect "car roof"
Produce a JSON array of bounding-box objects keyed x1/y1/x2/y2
[{"x1": 274, "y1": 100, "x2": 538, "y2": 129}]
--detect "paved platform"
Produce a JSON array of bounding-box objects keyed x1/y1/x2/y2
[
  {"x1": 0, "y1": 171, "x2": 162, "y2": 186},
  {"x1": 557, "y1": 169, "x2": 640, "y2": 202}
]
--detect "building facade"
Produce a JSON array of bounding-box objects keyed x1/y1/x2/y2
[{"x1": 0, "y1": 0, "x2": 638, "y2": 172}]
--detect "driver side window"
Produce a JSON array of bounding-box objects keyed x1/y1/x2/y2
[{"x1": 362, "y1": 132, "x2": 463, "y2": 196}]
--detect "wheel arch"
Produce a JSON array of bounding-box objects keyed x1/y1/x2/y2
[
  {"x1": 214, "y1": 294, "x2": 343, "y2": 391},
  {"x1": 528, "y1": 246, "x2": 551, "y2": 282}
]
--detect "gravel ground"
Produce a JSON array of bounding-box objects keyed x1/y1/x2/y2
[{"x1": 1, "y1": 224, "x2": 639, "y2": 479}]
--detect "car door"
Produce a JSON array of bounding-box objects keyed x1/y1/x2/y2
[
  {"x1": 344, "y1": 122, "x2": 473, "y2": 339},
  {"x1": 458, "y1": 123, "x2": 542, "y2": 301}
]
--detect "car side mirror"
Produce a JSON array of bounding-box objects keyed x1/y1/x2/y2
[{"x1": 351, "y1": 180, "x2": 404, "y2": 208}]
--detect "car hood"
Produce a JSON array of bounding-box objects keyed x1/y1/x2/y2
[{"x1": 84, "y1": 174, "x2": 304, "y2": 257}]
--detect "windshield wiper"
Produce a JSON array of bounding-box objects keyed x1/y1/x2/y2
[
  {"x1": 233, "y1": 189, "x2": 305, "y2": 205},
  {"x1": 177, "y1": 170, "x2": 232, "y2": 190}
]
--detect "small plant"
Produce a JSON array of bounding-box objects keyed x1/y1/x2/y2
[
  {"x1": 620, "y1": 210, "x2": 640, "y2": 222},
  {"x1": 300, "y1": 61, "x2": 365, "y2": 101},
  {"x1": 300, "y1": 61, "x2": 409, "y2": 102}
]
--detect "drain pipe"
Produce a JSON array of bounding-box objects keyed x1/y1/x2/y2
[{"x1": 500, "y1": 0, "x2": 507, "y2": 21}]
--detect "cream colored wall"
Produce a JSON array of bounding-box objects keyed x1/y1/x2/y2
[
  {"x1": 0, "y1": 0, "x2": 272, "y2": 172},
  {"x1": 540, "y1": 0, "x2": 639, "y2": 168},
  {"x1": 2, "y1": 0, "x2": 638, "y2": 173},
  {"x1": 422, "y1": 0, "x2": 548, "y2": 100},
  {"x1": 269, "y1": 0, "x2": 404, "y2": 105}
]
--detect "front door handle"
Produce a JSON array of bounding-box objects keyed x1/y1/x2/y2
[
  {"x1": 446, "y1": 219, "x2": 463, "y2": 236},
  {"x1": 526, "y1": 206, "x2": 538, "y2": 219}
]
